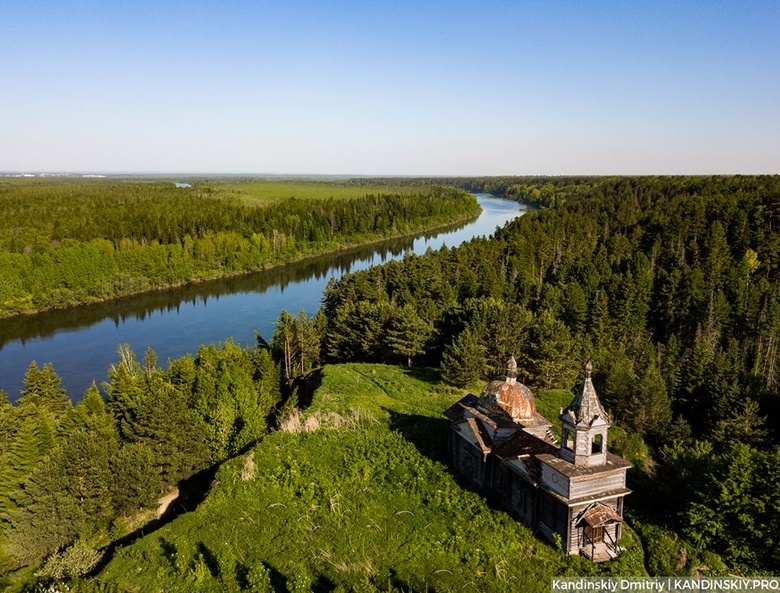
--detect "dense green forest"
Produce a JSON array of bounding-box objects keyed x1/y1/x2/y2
[
  {"x1": 0, "y1": 178, "x2": 478, "y2": 318},
  {"x1": 321, "y1": 175, "x2": 780, "y2": 572},
  {"x1": 0, "y1": 340, "x2": 283, "y2": 589},
  {"x1": 2, "y1": 175, "x2": 779, "y2": 590}
]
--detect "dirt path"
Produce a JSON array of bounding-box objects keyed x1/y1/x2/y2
[{"x1": 156, "y1": 488, "x2": 179, "y2": 518}]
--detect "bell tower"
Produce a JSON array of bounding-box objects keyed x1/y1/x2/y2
[{"x1": 559, "y1": 362, "x2": 610, "y2": 467}]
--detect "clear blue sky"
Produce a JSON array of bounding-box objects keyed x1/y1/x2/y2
[{"x1": 1, "y1": 1, "x2": 778, "y2": 175}]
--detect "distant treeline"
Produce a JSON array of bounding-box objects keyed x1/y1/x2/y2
[
  {"x1": 346, "y1": 174, "x2": 606, "y2": 208},
  {"x1": 322, "y1": 175, "x2": 780, "y2": 572},
  {"x1": 0, "y1": 180, "x2": 478, "y2": 317}
]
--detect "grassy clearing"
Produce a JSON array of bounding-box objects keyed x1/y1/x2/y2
[
  {"x1": 204, "y1": 180, "x2": 419, "y2": 206},
  {"x1": 96, "y1": 364, "x2": 647, "y2": 592}
]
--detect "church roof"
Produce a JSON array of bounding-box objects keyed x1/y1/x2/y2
[
  {"x1": 561, "y1": 361, "x2": 610, "y2": 426},
  {"x1": 445, "y1": 394, "x2": 516, "y2": 429},
  {"x1": 492, "y1": 429, "x2": 557, "y2": 459},
  {"x1": 465, "y1": 417, "x2": 493, "y2": 452},
  {"x1": 536, "y1": 451, "x2": 632, "y2": 478},
  {"x1": 492, "y1": 431, "x2": 554, "y2": 484},
  {"x1": 478, "y1": 357, "x2": 539, "y2": 421}
]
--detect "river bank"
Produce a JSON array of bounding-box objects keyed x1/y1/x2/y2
[
  {"x1": 0, "y1": 194, "x2": 523, "y2": 401},
  {"x1": 0, "y1": 208, "x2": 483, "y2": 322}
]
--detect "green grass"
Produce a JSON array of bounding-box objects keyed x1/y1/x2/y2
[
  {"x1": 96, "y1": 364, "x2": 647, "y2": 592},
  {"x1": 204, "y1": 180, "x2": 419, "y2": 207}
]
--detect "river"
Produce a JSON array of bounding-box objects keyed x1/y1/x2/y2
[{"x1": 0, "y1": 194, "x2": 524, "y2": 402}]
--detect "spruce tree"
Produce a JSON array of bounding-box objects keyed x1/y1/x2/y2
[
  {"x1": 0, "y1": 390, "x2": 17, "y2": 456},
  {"x1": 6, "y1": 424, "x2": 116, "y2": 565},
  {"x1": 18, "y1": 361, "x2": 71, "y2": 419},
  {"x1": 0, "y1": 408, "x2": 56, "y2": 518},
  {"x1": 441, "y1": 328, "x2": 486, "y2": 387},
  {"x1": 524, "y1": 311, "x2": 578, "y2": 389},
  {"x1": 111, "y1": 442, "x2": 160, "y2": 514},
  {"x1": 386, "y1": 304, "x2": 432, "y2": 367}
]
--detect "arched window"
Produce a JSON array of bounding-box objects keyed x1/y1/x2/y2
[{"x1": 591, "y1": 433, "x2": 603, "y2": 454}]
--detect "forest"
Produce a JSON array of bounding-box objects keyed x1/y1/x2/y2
[
  {"x1": 0, "y1": 178, "x2": 479, "y2": 318},
  {"x1": 1, "y1": 175, "x2": 780, "y2": 591},
  {"x1": 0, "y1": 341, "x2": 285, "y2": 589},
  {"x1": 320, "y1": 175, "x2": 780, "y2": 572}
]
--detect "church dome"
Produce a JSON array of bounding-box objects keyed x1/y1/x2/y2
[{"x1": 477, "y1": 356, "x2": 538, "y2": 421}]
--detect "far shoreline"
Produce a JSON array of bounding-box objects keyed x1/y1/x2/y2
[{"x1": 0, "y1": 208, "x2": 490, "y2": 323}]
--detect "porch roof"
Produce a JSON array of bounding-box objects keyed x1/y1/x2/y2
[{"x1": 578, "y1": 502, "x2": 623, "y2": 528}]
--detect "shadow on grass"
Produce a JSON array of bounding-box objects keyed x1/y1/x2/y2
[
  {"x1": 88, "y1": 464, "x2": 221, "y2": 577},
  {"x1": 398, "y1": 365, "x2": 444, "y2": 386},
  {"x1": 386, "y1": 407, "x2": 506, "y2": 511},
  {"x1": 292, "y1": 367, "x2": 324, "y2": 410},
  {"x1": 386, "y1": 408, "x2": 450, "y2": 465},
  {"x1": 386, "y1": 408, "x2": 563, "y2": 549}
]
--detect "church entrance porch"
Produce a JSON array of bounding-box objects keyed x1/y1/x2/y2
[
  {"x1": 580, "y1": 540, "x2": 618, "y2": 563},
  {"x1": 576, "y1": 502, "x2": 623, "y2": 562}
]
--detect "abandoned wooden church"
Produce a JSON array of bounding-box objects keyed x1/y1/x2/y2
[{"x1": 445, "y1": 358, "x2": 631, "y2": 562}]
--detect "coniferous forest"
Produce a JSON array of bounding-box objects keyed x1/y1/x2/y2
[
  {"x1": 322, "y1": 175, "x2": 780, "y2": 572},
  {"x1": 0, "y1": 179, "x2": 478, "y2": 318},
  {"x1": 1, "y1": 175, "x2": 780, "y2": 590}
]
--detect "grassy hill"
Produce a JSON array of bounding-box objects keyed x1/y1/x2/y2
[{"x1": 95, "y1": 364, "x2": 646, "y2": 592}]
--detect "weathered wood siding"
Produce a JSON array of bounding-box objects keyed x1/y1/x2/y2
[
  {"x1": 569, "y1": 471, "x2": 626, "y2": 500},
  {"x1": 452, "y1": 436, "x2": 486, "y2": 489},
  {"x1": 540, "y1": 464, "x2": 570, "y2": 498},
  {"x1": 508, "y1": 474, "x2": 535, "y2": 523}
]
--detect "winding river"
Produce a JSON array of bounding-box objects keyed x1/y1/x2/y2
[{"x1": 0, "y1": 194, "x2": 524, "y2": 401}]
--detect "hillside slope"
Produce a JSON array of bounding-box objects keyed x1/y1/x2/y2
[{"x1": 96, "y1": 364, "x2": 646, "y2": 592}]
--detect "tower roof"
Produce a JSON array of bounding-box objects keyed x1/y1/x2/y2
[{"x1": 561, "y1": 361, "x2": 609, "y2": 426}]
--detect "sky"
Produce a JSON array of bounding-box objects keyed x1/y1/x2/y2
[{"x1": 1, "y1": 1, "x2": 778, "y2": 176}]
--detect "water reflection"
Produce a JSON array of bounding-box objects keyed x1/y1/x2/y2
[
  {"x1": 0, "y1": 222, "x2": 470, "y2": 350},
  {"x1": 0, "y1": 195, "x2": 523, "y2": 400}
]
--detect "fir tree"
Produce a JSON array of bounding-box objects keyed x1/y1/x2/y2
[
  {"x1": 386, "y1": 304, "x2": 432, "y2": 367},
  {"x1": 111, "y1": 442, "x2": 160, "y2": 514}
]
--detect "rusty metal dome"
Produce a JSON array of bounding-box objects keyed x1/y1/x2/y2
[
  {"x1": 479, "y1": 379, "x2": 538, "y2": 420},
  {"x1": 477, "y1": 357, "x2": 537, "y2": 421}
]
